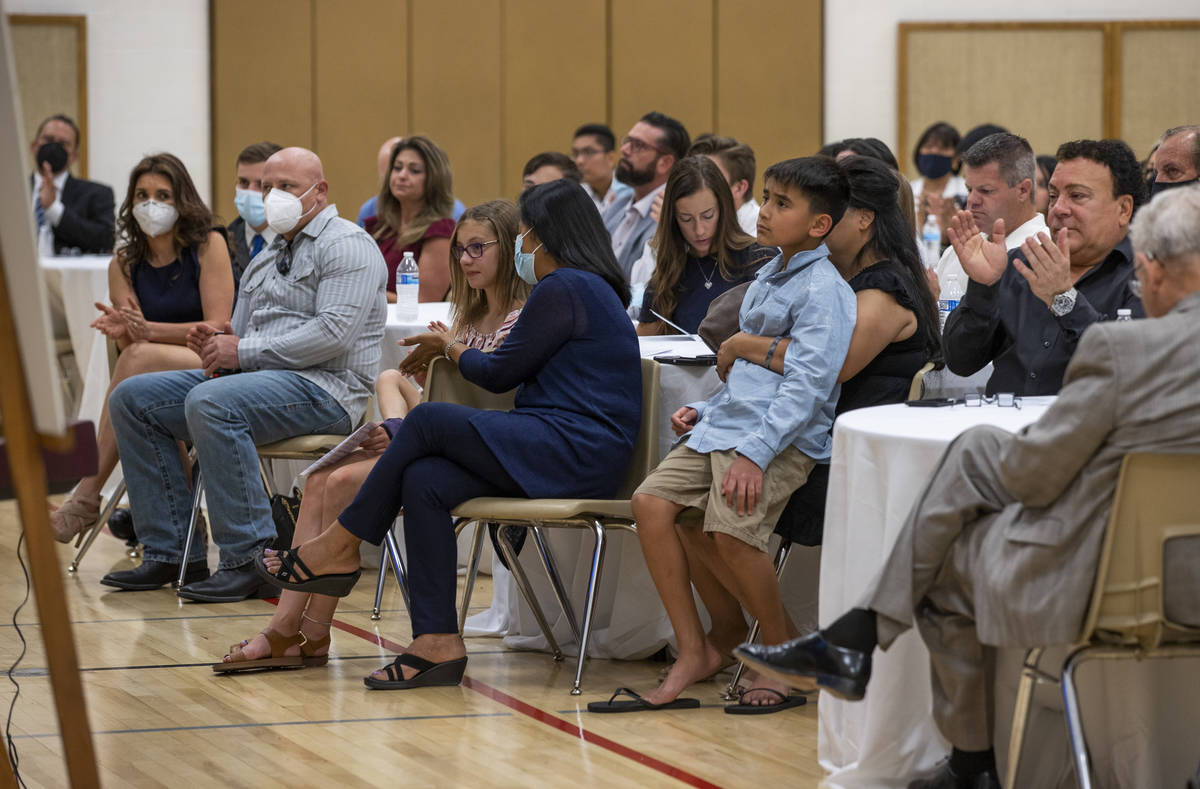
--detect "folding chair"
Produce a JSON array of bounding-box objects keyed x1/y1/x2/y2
[{"x1": 1005, "y1": 453, "x2": 1200, "y2": 789}]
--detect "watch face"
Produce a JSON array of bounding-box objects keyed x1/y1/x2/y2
[{"x1": 1052, "y1": 289, "x2": 1076, "y2": 315}]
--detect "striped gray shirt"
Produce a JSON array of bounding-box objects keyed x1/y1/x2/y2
[{"x1": 233, "y1": 204, "x2": 387, "y2": 424}]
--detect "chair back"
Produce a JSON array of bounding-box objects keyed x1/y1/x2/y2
[
  {"x1": 908, "y1": 361, "x2": 935, "y2": 401},
  {"x1": 1080, "y1": 452, "x2": 1200, "y2": 649},
  {"x1": 423, "y1": 356, "x2": 517, "y2": 411},
  {"x1": 615, "y1": 358, "x2": 661, "y2": 499}
]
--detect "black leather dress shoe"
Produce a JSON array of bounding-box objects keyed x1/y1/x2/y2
[
  {"x1": 177, "y1": 563, "x2": 275, "y2": 603},
  {"x1": 907, "y1": 761, "x2": 1000, "y2": 789},
  {"x1": 101, "y1": 559, "x2": 208, "y2": 591},
  {"x1": 733, "y1": 631, "x2": 872, "y2": 700}
]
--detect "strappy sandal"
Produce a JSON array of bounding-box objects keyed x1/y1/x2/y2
[
  {"x1": 362, "y1": 654, "x2": 468, "y2": 690},
  {"x1": 50, "y1": 493, "x2": 101, "y2": 545},
  {"x1": 298, "y1": 614, "x2": 332, "y2": 667},
  {"x1": 252, "y1": 547, "x2": 361, "y2": 597},
  {"x1": 211, "y1": 628, "x2": 306, "y2": 674}
]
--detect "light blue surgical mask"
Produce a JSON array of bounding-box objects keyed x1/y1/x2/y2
[
  {"x1": 234, "y1": 188, "x2": 266, "y2": 228},
  {"x1": 514, "y1": 230, "x2": 542, "y2": 285}
]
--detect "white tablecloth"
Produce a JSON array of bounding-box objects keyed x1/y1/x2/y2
[
  {"x1": 39, "y1": 255, "x2": 113, "y2": 428},
  {"x1": 818, "y1": 400, "x2": 1200, "y2": 788}
]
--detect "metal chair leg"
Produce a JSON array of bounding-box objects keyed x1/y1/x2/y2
[
  {"x1": 371, "y1": 542, "x2": 389, "y2": 620},
  {"x1": 531, "y1": 526, "x2": 582, "y2": 644},
  {"x1": 176, "y1": 469, "x2": 205, "y2": 590},
  {"x1": 457, "y1": 520, "x2": 486, "y2": 632},
  {"x1": 496, "y1": 527, "x2": 563, "y2": 660},
  {"x1": 383, "y1": 527, "x2": 410, "y2": 614},
  {"x1": 569, "y1": 520, "x2": 608, "y2": 695},
  {"x1": 1005, "y1": 647, "x2": 1045, "y2": 788},
  {"x1": 723, "y1": 539, "x2": 793, "y2": 699},
  {"x1": 67, "y1": 479, "x2": 127, "y2": 573},
  {"x1": 1062, "y1": 647, "x2": 1096, "y2": 789}
]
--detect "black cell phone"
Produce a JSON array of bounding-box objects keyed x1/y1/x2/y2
[{"x1": 906, "y1": 397, "x2": 958, "y2": 408}]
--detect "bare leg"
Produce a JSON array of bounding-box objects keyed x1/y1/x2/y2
[
  {"x1": 677, "y1": 523, "x2": 748, "y2": 659},
  {"x1": 376, "y1": 369, "x2": 421, "y2": 420},
  {"x1": 632, "y1": 493, "x2": 723, "y2": 705}
]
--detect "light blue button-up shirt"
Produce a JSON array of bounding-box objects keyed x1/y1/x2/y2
[{"x1": 684, "y1": 245, "x2": 856, "y2": 469}]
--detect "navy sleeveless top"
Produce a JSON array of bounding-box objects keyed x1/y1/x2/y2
[{"x1": 129, "y1": 245, "x2": 205, "y2": 323}]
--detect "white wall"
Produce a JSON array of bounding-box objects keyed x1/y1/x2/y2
[
  {"x1": 824, "y1": 0, "x2": 1200, "y2": 155},
  {"x1": 5, "y1": 0, "x2": 209, "y2": 204}
]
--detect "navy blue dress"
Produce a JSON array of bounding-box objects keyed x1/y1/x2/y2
[
  {"x1": 638, "y1": 243, "x2": 774, "y2": 333},
  {"x1": 459, "y1": 267, "x2": 642, "y2": 499},
  {"x1": 128, "y1": 245, "x2": 205, "y2": 323}
]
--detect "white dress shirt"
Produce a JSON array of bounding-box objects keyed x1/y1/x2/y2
[
  {"x1": 582, "y1": 175, "x2": 630, "y2": 214},
  {"x1": 737, "y1": 198, "x2": 760, "y2": 237},
  {"x1": 609, "y1": 183, "x2": 664, "y2": 264},
  {"x1": 935, "y1": 212, "x2": 1049, "y2": 291},
  {"x1": 243, "y1": 221, "x2": 277, "y2": 251}
]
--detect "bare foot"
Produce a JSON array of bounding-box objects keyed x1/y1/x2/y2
[
  {"x1": 368, "y1": 633, "x2": 466, "y2": 682},
  {"x1": 658, "y1": 631, "x2": 740, "y2": 681},
  {"x1": 642, "y1": 639, "x2": 723, "y2": 706},
  {"x1": 737, "y1": 670, "x2": 806, "y2": 706},
  {"x1": 262, "y1": 529, "x2": 359, "y2": 579}
]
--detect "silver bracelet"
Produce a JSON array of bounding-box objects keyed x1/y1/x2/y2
[
  {"x1": 443, "y1": 340, "x2": 459, "y2": 360},
  {"x1": 764, "y1": 336, "x2": 783, "y2": 367}
]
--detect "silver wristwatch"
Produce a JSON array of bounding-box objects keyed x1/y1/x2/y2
[{"x1": 1050, "y1": 287, "x2": 1078, "y2": 317}]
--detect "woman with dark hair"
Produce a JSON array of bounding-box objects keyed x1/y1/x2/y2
[
  {"x1": 366, "y1": 135, "x2": 455, "y2": 302},
  {"x1": 911, "y1": 121, "x2": 967, "y2": 239},
  {"x1": 252, "y1": 179, "x2": 642, "y2": 690},
  {"x1": 51, "y1": 153, "x2": 234, "y2": 543},
  {"x1": 833, "y1": 137, "x2": 900, "y2": 171},
  {"x1": 637, "y1": 156, "x2": 773, "y2": 335},
  {"x1": 1035, "y1": 154, "x2": 1058, "y2": 216}
]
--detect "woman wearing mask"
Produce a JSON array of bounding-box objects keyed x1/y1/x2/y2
[
  {"x1": 365, "y1": 136, "x2": 455, "y2": 303},
  {"x1": 214, "y1": 200, "x2": 530, "y2": 673},
  {"x1": 51, "y1": 153, "x2": 235, "y2": 543},
  {"x1": 636, "y1": 156, "x2": 773, "y2": 336},
  {"x1": 910, "y1": 121, "x2": 967, "y2": 240},
  {"x1": 252, "y1": 180, "x2": 642, "y2": 690}
]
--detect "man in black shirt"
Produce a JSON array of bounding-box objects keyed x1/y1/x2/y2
[{"x1": 942, "y1": 139, "x2": 1144, "y2": 395}]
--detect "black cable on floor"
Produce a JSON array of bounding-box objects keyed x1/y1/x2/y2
[{"x1": 6, "y1": 530, "x2": 30, "y2": 788}]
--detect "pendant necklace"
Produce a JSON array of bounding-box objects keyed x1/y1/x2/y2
[{"x1": 699, "y1": 258, "x2": 717, "y2": 289}]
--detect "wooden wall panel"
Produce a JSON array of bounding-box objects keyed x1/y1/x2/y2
[
  {"x1": 7, "y1": 15, "x2": 87, "y2": 177},
  {"x1": 313, "y1": 0, "x2": 407, "y2": 211},
  {"x1": 409, "y1": 0, "x2": 501, "y2": 208},
  {"x1": 211, "y1": 0, "x2": 312, "y2": 224},
  {"x1": 716, "y1": 0, "x2": 822, "y2": 182},
  {"x1": 1119, "y1": 26, "x2": 1200, "y2": 159},
  {"x1": 502, "y1": 0, "x2": 606, "y2": 200},
  {"x1": 610, "y1": 0, "x2": 713, "y2": 148},
  {"x1": 901, "y1": 27, "x2": 1104, "y2": 177}
]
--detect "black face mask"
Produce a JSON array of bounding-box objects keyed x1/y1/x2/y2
[
  {"x1": 36, "y1": 141, "x2": 69, "y2": 174},
  {"x1": 916, "y1": 153, "x2": 954, "y2": 180},
  {"x1": 1150, "y1": 177, "x2": 1200, "y2": 198}
]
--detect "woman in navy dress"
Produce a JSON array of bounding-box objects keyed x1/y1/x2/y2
[
  {"x1": 51, "y1": 153, "x2": 234, "y2": 543},
  {"x1": 256, "y1": 179, "x2": 642, "y2": 689}
]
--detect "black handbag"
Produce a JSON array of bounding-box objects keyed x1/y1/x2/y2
[{"x1": 269, "y1": 487, "x2": 302, "y2": 550}]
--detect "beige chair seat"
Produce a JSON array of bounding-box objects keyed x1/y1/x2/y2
[
  {"x1": 451, "y1": 498, "x2": 633, "y2": 522},
  {"x1": 255, "y1": 434, "x2": 351, "y2": 459}
]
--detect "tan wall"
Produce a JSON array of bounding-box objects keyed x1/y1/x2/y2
[{"x1": 211, "y1": 0, "x2": 822, "y2": 224}]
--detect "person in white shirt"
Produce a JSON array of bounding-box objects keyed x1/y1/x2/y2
[
  {"x1": 934, "y1": 132, "x2": 1048, "y2": 293},
  {"x1": 571, "y1": 123, "x2": 631, "y2": 213},
  {"x1": 910, "y1": 121, "x2": 967, "y2": 241}
]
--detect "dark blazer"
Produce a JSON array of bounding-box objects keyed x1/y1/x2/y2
[
  {"x1": 46, "y1": 175, "x2": 116, "y2": 254},
  {"x1": 227, "y1": 216, "x2": 251, "y2": 286}
]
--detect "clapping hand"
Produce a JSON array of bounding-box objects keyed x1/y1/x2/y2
[
  {"x1": 398, "y1": 321, "x2": 455, "y2": 375},
  {"x1": 91, "y1": 301, "x2": 133, "y2": 341},
  {"x1": 119, "y1": 301, "x2": 149, "y2": 342},
  {"x1": 38, "y1": 161, "x2": 56, "y2": 209},
  {"x1": 947, "y1": 210, "x2": 1008, "y2": 286},
  {"x1": 650, "y1": 190, "x2": 665, "y2": 223},
  {"x1": 193, "y1": 321, "x2": 240, "y2": 376},
  {"x1": 1014, "y1": 229, "x2": 1073, "y2": 307}
]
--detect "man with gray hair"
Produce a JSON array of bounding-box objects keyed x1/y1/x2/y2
[
  {"x1": 736, "y1": 184, "x2": 1200, "y2": 789},
  {"x1": 932, "y1": 132, "x2": 1047, "y2": 292},
  {"x1": 1150, "y1": 125, "x2": 1199, "y2": 197}
]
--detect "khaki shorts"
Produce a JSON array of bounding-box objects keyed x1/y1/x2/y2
[{"x1": 635, "y1": 443, "x2": 815, "y2": 552}]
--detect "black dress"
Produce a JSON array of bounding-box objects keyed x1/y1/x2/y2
[{"x1": 776, "y1": 260, "x2": 933, "y2": 546}]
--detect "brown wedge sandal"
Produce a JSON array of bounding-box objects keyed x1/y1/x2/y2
[
  {"x1": 299, "y1": 632, "x2": 331, "y2": 667},
  {"x1": 211, "y1": 629, "x2": 305, "y2": 674}
]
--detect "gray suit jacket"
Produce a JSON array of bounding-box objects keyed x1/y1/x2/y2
[
  {"x1": 602, "y1": 187, "x2": 660, "y2": 281},
  {"x1": 973, "y1": 290, "x2": 1200, "y2": 646}
]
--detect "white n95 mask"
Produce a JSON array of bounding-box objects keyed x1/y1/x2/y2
[
  {"x1": 132, "y1": 200, "x2": 179, "y2": 238},
  {"x1": 264, "y1": 182, "x2": 318, "y2": 234}
]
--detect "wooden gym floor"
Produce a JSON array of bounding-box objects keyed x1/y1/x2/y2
[{"x1": 0, "y1": 500, "x2": 823, "y2": 788}]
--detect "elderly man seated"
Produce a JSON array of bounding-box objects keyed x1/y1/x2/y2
[
  {"x1": 103, "y1": 147, "x2": 387, "y2": 603},
  {"x1": 736, "y1": 185, "x2": 1200, "y2": 789}
]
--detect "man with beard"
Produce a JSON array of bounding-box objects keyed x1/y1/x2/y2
[
  {"x1": 602, "y1": 111, "x2": 689, "y2": 280},
  {"x1": 942, "y1": 139, "x2": 1145, "y2": 395}
]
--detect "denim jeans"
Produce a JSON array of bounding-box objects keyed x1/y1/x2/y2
[{"x1": 109, "y1": 369, "x2": 351, "y2": 569}]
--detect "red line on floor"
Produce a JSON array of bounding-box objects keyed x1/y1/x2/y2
[{"x1": 267, "y1": 601, "x2": 723, "y2": 789}]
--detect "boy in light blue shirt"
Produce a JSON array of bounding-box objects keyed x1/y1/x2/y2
[{"x1": 597, "y1": 157, "x2": 855, "y2": 714}]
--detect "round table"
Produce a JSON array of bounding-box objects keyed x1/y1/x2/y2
[{"x1": 39, "y1": 254, "x2": 113, "y2": 427}]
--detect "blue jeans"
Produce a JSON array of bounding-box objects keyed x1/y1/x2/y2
[{"x1": 109, "y1": 369, "x2": 351, "y2": 569}]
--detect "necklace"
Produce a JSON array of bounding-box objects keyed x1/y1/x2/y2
[{"x1": 698, "y1": 258, "x2": 717, "y2": 289}]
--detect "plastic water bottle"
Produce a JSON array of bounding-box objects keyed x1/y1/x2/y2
[
  {"x1": 922, "y1": 213, "x2": 941, "y2": 269},
  {"x1": 396, "y1": 251, "x2": 419, "y2": 322},
  {"x1": 1116, "y1": 308, "x2": 1132, "y2": 322},
  {"x1": 939, "y1": 273, "x2": 964, "y2": 332}
]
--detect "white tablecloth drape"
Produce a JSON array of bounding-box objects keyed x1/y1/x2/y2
[{"x1": 818, "y1": 400, "x2": 1200, "y2": 788}]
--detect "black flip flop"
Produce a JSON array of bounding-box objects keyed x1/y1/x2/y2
[
  {"x1": 723, "y1": 687, "x2": 807, "y2": 715},
  {"x1": 253, "y1": 547, "x2": 361, "y2": 597},
  {"x1": 363, "y1": 653, "x2": 468, "y2": 690},
  {"x1": 586, "y1": 687, "x2": 701, "y2": 713}
]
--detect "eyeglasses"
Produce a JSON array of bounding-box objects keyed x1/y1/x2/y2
[
  {"x1": 276, "y1": 243, "x2": 292, "y2": 276},
  {"x1": 571, "y1": 146, "x2": 605, "y2": 159},
  {"x1": 621, "y1": 135, "x2": 666, "y2": 156},
  {"x1": 452, "y1": 239, "x2": 499, "y2": 259},
  {"x1": 963, "y1": 392, "x2": 1021, "y2": 409},
  {"x1": 1130, "y1": 258, "x2": 1148, "y2": 299}
]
